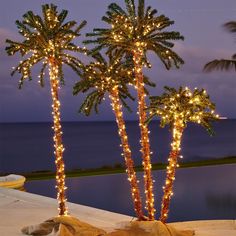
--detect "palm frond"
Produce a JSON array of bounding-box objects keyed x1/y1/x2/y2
[
  {"x1": 38, "y1": 63, "x2": 47, "y2": 87},
  {"x1": 108, "y1": 3, "x2": 127, "y2": 16},
  {"x1": 75, "y1": 20, "x2": 87, "y2": 33},
  {"x1": 120, "y1": 96, "x2": 133, "y2": 113},
  {"x1": 125, "y1": 0, "x2": 136, "y2": 20},
  {"x1": 224, "y1": 21, "x2": 236, "y2": 33},
  {"x1": 204, "y1": 59, "x2": 236, "y2": 72},
  {"x1": 146, "y1": 86, "x2": 219, "y2": 131},
  {"x1": 57, "y1": 9, "x2": 68, "y2": 25},
  {"x1": 138, "y1": 0, "x2": 145, "y2": 19},
  {"x1": 78, "y1": 90, "x2": 103, "y2": 116},
  {"x1": 6, "y1": 4, "x2": 87, "y2": 88},
  {"x1": 73, "y1": 53, "x2": 148, "y2": 116},
  {"x1": 84, "y1": 0, "x2": 184, "y2": 73},
  {"x1": 204, "y1": 19, "x2": 236, "y2": 73}
]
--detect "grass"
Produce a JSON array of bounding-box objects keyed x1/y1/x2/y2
[{"x1": 22, "y1": 156, "x2": 236, "y2": 181}]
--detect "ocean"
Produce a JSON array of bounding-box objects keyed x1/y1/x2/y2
[{"x1": 0, "y1": 120, "x2": 236, "y2": 173}]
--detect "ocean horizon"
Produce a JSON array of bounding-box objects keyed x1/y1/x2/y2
[{"x1": 0, "y1": 119, "x2": 236, "y2": 174}]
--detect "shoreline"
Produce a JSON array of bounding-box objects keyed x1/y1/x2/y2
[{"x1": 15, "y1": 156, "x2": 236, "y2": 181}]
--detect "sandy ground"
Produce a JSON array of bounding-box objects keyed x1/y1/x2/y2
[{"x1": 0, "y1": 187, "x2": 235, "y2": 236}]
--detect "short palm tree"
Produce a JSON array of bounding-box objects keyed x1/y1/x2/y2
[
  {"x1": 84, "y1": 0, "x2": 184, "y2": 220},
  {"x1": 204, "y1": 21, "x2": 236, "y2": 71},
  {"x1": 5, "y1": 4, "x2": 87, "y2": 216},
  {"x1": 147, "y1": 86, "x2": 219, "y2": 223},
  {"x1": 73, "y1": 52, "x2": 155, "y2": 220}
]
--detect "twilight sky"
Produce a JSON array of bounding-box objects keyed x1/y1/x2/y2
[{"x1": 0, "y1": 0, "x2": 235, "y2": 122}]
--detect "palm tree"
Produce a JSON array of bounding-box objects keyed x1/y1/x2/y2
[
  {"x1": 204, "y1": 21, "x2": 236, "y2": 71},
  {"x1": 73, "y1": 53, "x2": 155, "y2": 220},
  {"x1": 84, "y1": 0, "x2": 184, "y2": 220},
  {"x1": 5, "y1": 4, "x2": 87, "y2": 216},
  {"x1": 147, "y1": 86, "x2": 219, "y2": 223}
]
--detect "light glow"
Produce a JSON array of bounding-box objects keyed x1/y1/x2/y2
[{"x1": 147, "y1": 86, "x2": 219, "y2": 223}]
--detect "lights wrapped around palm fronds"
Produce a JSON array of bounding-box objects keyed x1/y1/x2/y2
[
  {"x1": 73, "y1": 53, "x2": 155, "y2": 220},
  {"x1": 83, "y1": 0, "x2": 184, "y2": 220},
  {"x1": 147, "y1": 86, "x2": 219, "y2": 223},
  {"x1": 6, "y1": 3, "x2": 88, "y2": 216}
]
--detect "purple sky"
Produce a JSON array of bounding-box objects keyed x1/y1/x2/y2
[{"x1": 0, "y1": 0, "x2": 236, "y2": 122}]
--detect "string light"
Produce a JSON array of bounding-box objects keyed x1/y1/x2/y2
[
  {"x1": 109, "y1": 86, "x2": 144, "y2": 220},
  {"x1": 160, "y1": 117, "x2": 183, "y2": 223},
  {"x1": 147, "y1": 86, "x2": 219, "y2": 223},
  {"x1": 6, "y1": 4, "x2": 88, "y2": 216},
  {"x1": 73, "y1": 54, "x2": 147, "y2": 220},
  {"x1": 49, "y1": 60, "x2": 68, "y2": 216},
  {"x1": 133, "y1": 47, "x2": 155, "y2": 221},
  {"x1": 80, "y1": 0, "x2": 184, "y2": 221}
]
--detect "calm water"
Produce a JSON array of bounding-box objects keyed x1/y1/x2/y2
[
  {"x1": 25, "y1": 164, "x2": 236, "y2": 222},
  {"x1": 0, "y1": 120, "x2": 236, "y2": 173},
  {"x1": 1, "y1": 120, "x2": 235, "y2": 221}
]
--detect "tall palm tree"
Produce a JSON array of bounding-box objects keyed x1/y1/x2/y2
[
  {"x1": 147, "y1": 86, "x2": 219, "y2": 223},
  {"x1": 5, "y1": 4, "x2": 87, "y2": 216},
  {"x1": 84, "y1": 0, "x2": 184, "y2": 220},
  {"x1": 73, "y1": 53, "x2": 155, "y2": 220},
  {"x1": 204, "y1": 21, "x2": 236, "y2": 71}
]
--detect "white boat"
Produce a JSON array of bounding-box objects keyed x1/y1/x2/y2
[{"x1": 0, "y1": 174, "x2": 26, "y2": 189}]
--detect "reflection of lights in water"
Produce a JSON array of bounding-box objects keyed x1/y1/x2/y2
[
  {"x1": 206, "y1": 193, "x2": 236, "y2": 211},
  {"x1": 25, "y1": 164, "x2": 236, "y2": 221}
]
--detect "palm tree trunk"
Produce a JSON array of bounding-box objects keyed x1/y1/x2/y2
[
  {"x1": 109, "y1": 86, "x2": 145, "y2": 220},
  {"x1": 133, "y1": 49, "x2": 155, "y2": 220},
  {"x1": 160, "y1": 120, "x2": 184, "y2": 223},
  {"x1": 49, "y1": 60, "x2": 68, "y2": 216}
]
